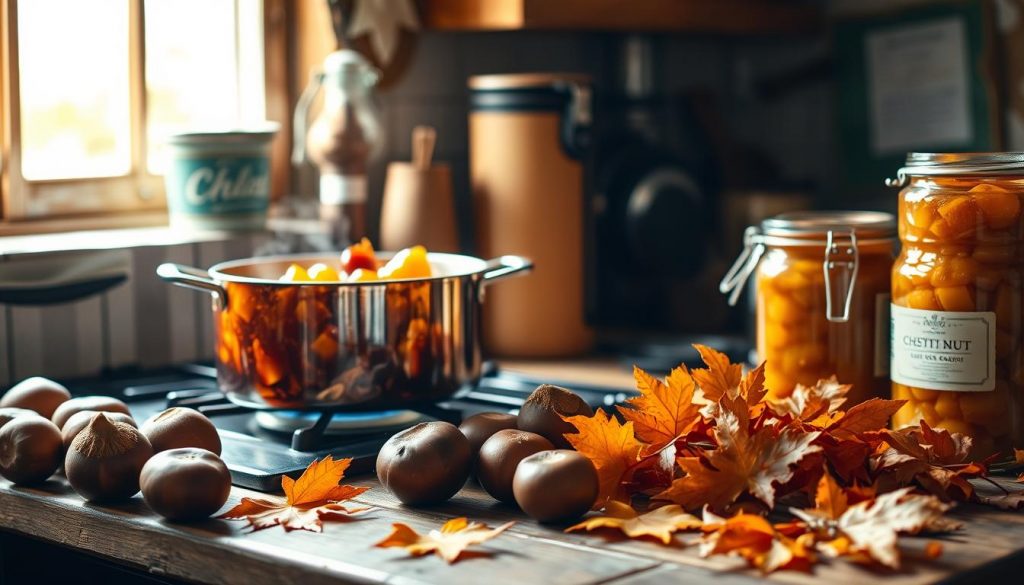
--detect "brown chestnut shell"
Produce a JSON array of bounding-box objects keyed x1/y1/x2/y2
[
  {"x1": 1, "y1": 377, "x2": 71, "y2": 419},
  {"x1": 52, "y1": 396, "x2": 131, "y2": 431},
  {"x1": 516, "y1": 385, "x2": 593, "y2": 449},
  {"x1": 376, "y1": 421, "x2": 470, "y2": 506},
  {"x1": 0, "y1": 416, "x2": 63, "y2": 485},
  {"x1": 61, "y1": 410, "x2": 137, "y2": 450},
  {"x1": 140, "y1": 448, "x2": 232, "y2": 521},
  {"x1": 140, "y1": 407, "x2": 221, "y2": 455},
  {"x1": 513, "y1": 450, "x2": 598, "y2": 524},
  {"x1": 65, "y1": 413, "x2": 153, "y2": 503}
]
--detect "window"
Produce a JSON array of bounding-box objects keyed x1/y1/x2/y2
[{"x1": 1, "y1": 0, "x2": 268, "y2": 221}]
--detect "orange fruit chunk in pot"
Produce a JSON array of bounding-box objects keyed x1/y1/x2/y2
[
  {"x1": 307, "y1": 263, "x2": 341, "y2": 282},
  {"x1": 341, "y1": 237, "x2": 378, "y2": 274},
  {"x1": 378, "y1": 246, "x2": 432, "y2": 280},
  {"x1": 348, "y1": 268, "x2": 379, "y2": 282},
  {"x1": 280, "y1": 264, "x2": 311, "y2": 282}
]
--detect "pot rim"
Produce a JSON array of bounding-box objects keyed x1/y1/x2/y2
[{"x1": 208, "y1": 251, "x2": 493, "y2": 286}]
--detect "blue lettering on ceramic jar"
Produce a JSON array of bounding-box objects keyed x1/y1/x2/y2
[{"x1": 168, "y1": 157, "x2": 270, "y2": 215}]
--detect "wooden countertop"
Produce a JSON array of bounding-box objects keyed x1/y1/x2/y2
[{"x1": 2, "y1": 474, "x2": 1024, "y2": 584}]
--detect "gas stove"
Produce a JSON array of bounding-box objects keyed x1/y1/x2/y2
[{"x1": 60, "y1": 363, "x2": 637, "y2": 492}]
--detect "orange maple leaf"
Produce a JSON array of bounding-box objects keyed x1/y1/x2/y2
[
  {"x1": 565, "y1": 501, "x2": 701, "y2": 545},
  {"x1": 770, "y1": 377, "x2": 850, "y2": 422},
  {"x1": 691, "y1": 344, "x2": 742, "y2": 401},
  {"x1": 826, "y1": 398, "x2": 907, "y2": 440},
  {"x1": 873, "y1": 420, "x2": 983, "y2": 501},
  {"x1": 563, "y1": 410, "x2": 644, "y2": 506},
  {"x1": 220, "y1": 456, "x2": 370, "y2": 532},
  {"x1": 790, "y1": 487, "x2": 953, "y2": 569},
  {"x1": 618, "y1": 366, "x2": 703, "y2": 448},
  {"x1": 700, "y1": 508, "x2": 814, "y2": 573},
  {"x1": 656, "y1": 400, "x2": 821, "y2": 511},
  {"x1": 375, "y1": 517, "x2": 514, "y2": 563}
]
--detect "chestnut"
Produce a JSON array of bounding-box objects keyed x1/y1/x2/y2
[
  {"x1": 52, "y1": 396, "x2": 131, "y2": 431},
  {"x1": 0, "y1": 416, "x2": 63, "y2": 485},
  {"x1": 513, "y1": 450, "x2": 598, "y2": 523},
  {"x1": 65, "y1": 413, "x2": 153, "y2": 503},
  {"x1": 61, "y1": 410, "x2": 136, "y2": 450},
  {"x1": 517, "y1": 385, "x2": 593, "y2": 448},
  {"x1": 477, "y1": 429, "x2": 553, "y2": 503},
  {"x1": 140, "y1": 407, "x2": 221, "y2": 455},
  {"x1": 0, "y1": 407, "x2": 40, "y2": 430},
  {"x1": 1, "y1": 377, "x2": 71, "y2": 419},
  {"x1": 140, "y1": 448, "x2": 232, "y2": 522},
  {"x1": 376, "y1": 421, "x2": 471, "y2": 505},
  {"x1": 458, "y1": 412, "x2": 518, "y2": 460}
]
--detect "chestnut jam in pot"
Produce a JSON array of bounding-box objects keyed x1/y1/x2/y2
[
  {"x1": 887, "y1": 153, "x2": 1024, "y2": 458},
  {"x1": 722, "y1": 211, "x2": 896, "y2": 403}
]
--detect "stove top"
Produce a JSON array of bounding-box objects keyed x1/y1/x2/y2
[{"x1": 61, "y1": 363, "x2": 637, "y2": 492}]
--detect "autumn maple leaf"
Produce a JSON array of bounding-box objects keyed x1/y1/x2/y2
[
  {"x1": 565, "y1": 501, "x2": 701, "y2": 545},
  {"x1": 220, "y1": 456, "x2": 370, "y2": 532},
  {"x1": 791, "y1": 486, "x2": 953, "y2": 569},
  {"x1": 563, "y1": 410, "x2": 644, "y2": 506},
  {"x1": 656, "y1": 398, "x2": 821, "y2": 511},
  {"x1": 691, "y1": 344, "x2": 743, "y2": 401},
  {"x1": 618, "y1": 366, "x2": 703, "y2": 448},
  {"x1": 770, "y1": 377, "x2": 850, "y2": 422},
  {"x1": 700, "y1": 508, "x2": 814, "y2": 573},
  {"x1": 872, "y1": 420, "x2": 983, "y2": 502},
  {"x1": 374, "y1": 517, "x2": 514, "y2": 563}
]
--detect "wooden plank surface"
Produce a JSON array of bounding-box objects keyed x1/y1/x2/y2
[{"x1": 2, "y1": 474, "x2": 1024, "y2": 585}]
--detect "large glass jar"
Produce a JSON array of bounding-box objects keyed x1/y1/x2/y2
[
  {"x1": 889, "y1": 153, "x2": 1024, "y2": 458},
  {"x1": 722, "y1": 211, "x2": 896, "y2": 403}
]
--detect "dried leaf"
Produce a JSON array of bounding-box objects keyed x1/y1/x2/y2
[
  {"x1": 811, "y1": 473, "x2": 849, "y2": 520},
  {"x1": 565, "y1": 501, "x2": 701, "y2": 544},
  {"x1": 375, "y1": 517, "x2": 514, "y2": 563},
  {"x1": 976, "y1": 492, "x2": 1024, "y2": 510},
  {"x1": 220, "y1": 456, "x2": 370, "y2": 532},
  {"x1": 656, "y1": 402, "x2": 821, "y2": 510},
  {"x1": 873, "y1": 421, "x2": 982, "y2": 501},
  {"x1": 792, "y1": 488, "x2": 953, "y2": 569},
  {"x1": 771, "y1": 377, "x2": 850, "y2": 421},
  {"x1": 827, "y1": 398, "x2": 907, "y2": 440},
  {"x1": 691, "y1": 344, "x2": 743, "y2": 401},
  {"x1": 618, "y1": 366, "x2": 703, "y2": 448},
  {"x1": 700, "y1": 508, "x2": 814, "y2": 573},
  {"x1": 563, "y1": 409, "x2": 644, "y2": 506}
]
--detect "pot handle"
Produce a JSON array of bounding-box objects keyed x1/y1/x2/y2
[
  {"x1": 480, "y1": 255, "x2": 533, "y2": 284},
  {"x1": 156, "y1": 263, "x2": 228, "y2": 309}
]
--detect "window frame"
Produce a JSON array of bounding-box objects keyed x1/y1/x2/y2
[{"x1": 0, "y1": 0, "x2": 289, "y2": 225}]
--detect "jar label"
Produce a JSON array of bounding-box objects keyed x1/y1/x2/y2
[{"x1": 890, "y1": 304, "x2": 996, "y2": 392}]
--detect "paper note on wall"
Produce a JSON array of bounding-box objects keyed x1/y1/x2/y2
[{"x1": 866, "y1": 17, "x2": 973, "y2": 155}]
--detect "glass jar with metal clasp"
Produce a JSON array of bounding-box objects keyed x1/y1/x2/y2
[
  {"x1": 887, "y1": 152, "x2": 1024, "y2": 459},
  {"x1": 721, "y1": 211, "x2": 897, "y2": 404}
]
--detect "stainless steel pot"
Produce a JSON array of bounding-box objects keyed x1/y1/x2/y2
[{"x1": 157, "y1": 253, "x2": 531, "y2": 410}]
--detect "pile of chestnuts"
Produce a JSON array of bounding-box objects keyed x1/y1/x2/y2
[
  {"x1": 0, "y1": 377, "x2": 231, "y2": 522},
  {"x1": 377, "y1": 384, "x2": 600, "y2": 523}
]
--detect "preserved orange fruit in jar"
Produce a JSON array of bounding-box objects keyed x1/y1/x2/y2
[
  {"x1": 888, "y1": 153, "x2": 1024, "y2": 459},
  {"x1": 722, "y1": 212, "x2": 896, "y2": 403}
]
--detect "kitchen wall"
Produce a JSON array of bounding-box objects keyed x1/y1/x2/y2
[
  {"x1": 0, "y1": 234, "x2": 266, "y2": 387},
  {"x1": 350, "y1": 30, "x2": 834, "y2": 251}
]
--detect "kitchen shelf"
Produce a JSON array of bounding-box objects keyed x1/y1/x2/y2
[{"x1": 422, "y1": 0, "x2": 821, "y2": 34}]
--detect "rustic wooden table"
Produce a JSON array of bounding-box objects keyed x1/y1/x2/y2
[{"x1": 1, "y1": 473, "x2": 1022, "y2": 584}]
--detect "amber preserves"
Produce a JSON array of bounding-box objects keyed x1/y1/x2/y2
[
  {"x1": 723, "y1": 212, "x2": 896, "y2": 402},
  {"x1": 889, "y1": 153, "x2": 1024, "y2": 458}
]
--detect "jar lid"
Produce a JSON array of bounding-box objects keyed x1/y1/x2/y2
[
  {"x1": 886, "y1": 152, "x2": 1024, "y2": 186},
  {"x1": 761, "y1": 210, "x2": 896, "y2": 239}
]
